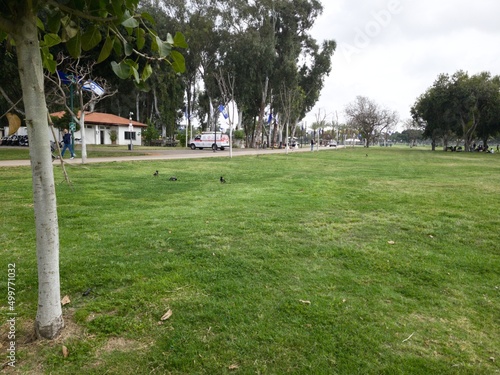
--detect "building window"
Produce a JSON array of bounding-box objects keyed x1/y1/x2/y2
[{"x1": 125, "y1": 131, "x2": 136, "y2": 140}]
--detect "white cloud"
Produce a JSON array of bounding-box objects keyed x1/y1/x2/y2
[{"x1": 304, "y1": 0, "x2": 500, "y2": 128}]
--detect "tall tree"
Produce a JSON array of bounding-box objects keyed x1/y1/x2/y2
[{"x1": 0, "y1": 0, "x2": 185, "y2": 339}]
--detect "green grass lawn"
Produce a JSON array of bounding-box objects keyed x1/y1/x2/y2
[
  {"x1": 0, "y1": 144, "x2": 160, "y2": 160},
  {"x1": 1, "y1": 147, "x2": 499, "y2": 374}
]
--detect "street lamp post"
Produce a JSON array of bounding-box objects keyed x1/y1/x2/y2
[{"x1": 128, "y1": 112, "x2": 133, "y2": 150}]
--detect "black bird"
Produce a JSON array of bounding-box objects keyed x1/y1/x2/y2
[
  {"x1": 220, "y1": 176, "x2": 226, "y2": 183},
  {"x1": 153, "y1": 170, "x2": 159, "y2": 177},
  {"x1": 169, "y1": 176, "x2": 177, "y2": 181}
]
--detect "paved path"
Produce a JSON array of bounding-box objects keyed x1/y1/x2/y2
[{"x1": 0, "y1": 146, "x2": 339, "y2": 168}]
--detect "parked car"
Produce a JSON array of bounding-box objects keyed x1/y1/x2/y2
[
  {"x1": 188, "y1": 132, "x2": 230, "y2": 151},
  {"x1": 327, "y1": 141, "x2": 337, "y2": 147},
  {"x1": 6, "y1": 135, "x2": 19, "y2": 146},
  {"x1": 18, "y1": 135, "x2": 29, "y2": 146}
]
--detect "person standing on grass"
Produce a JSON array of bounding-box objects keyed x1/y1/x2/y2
[
  {"x1": 310, "y1": 138, "x2": 314, "y2": 151},
  {"x1": 61, "y1": 128, "x2": 75, "y2": 159}
]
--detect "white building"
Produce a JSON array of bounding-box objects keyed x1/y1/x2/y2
[{"x1": 50, "y1": 111, "x2": 147, "y2": 146}]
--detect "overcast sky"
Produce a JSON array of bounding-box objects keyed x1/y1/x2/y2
[{"x1": 303, "y1": 0, "x2": 500, "y2": 129}]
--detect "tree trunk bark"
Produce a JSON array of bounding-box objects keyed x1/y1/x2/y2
[
  {"x1": 13, "y1": 13, "x2": 64, "y2": 339},
  {"x1": 253, "y1": 77, "x2": 268, "y2": 148}
]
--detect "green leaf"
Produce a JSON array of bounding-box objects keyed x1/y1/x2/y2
[
  {"x1": 66, "y1": 33, "x2": 82, "y2": 58},
  {"x1": 165, "y1": 33, "x2": 174, "y2": 45},
  {"x1": 121, "y1": 11, "x2": 139, "y2": 28},
  {"x1": 113, "y1": 36, "x2": 123, "y2": 56},
  {"x1": 136, "y1": 28, "x2": 146, "y2": 50},
  {"x1": 36, "y1": 17, "x2": 45, "y2": 32},
  {"x1": 134, "y1": 80, "x2": 151, "y2": 92},
  {"x1": 124, "y1": 41, "x2": 133, "y2": 56},
  {"x1": 111, "y1": 61, "x2": 131, "y2": 79},
  {"x1": 154, "y1": 36, "x2": 171, "y2": 58},
  {"x1": 110, "y1": 0, "x2": 124, "y2": 17},
  {"x1": 97, "y1": 36, "x2": 114, "y2": 64},
  {"x1": 41, "y1": 47, "x2": 56, "y2": 73},
  {"x1": 140, "y1": 12, "x2": 155, "y2": 25},
  {"x1": 47, "y1": 11, "x2": 62, "y2": 34},
  {"x1": 42, "y1": 33, "x2": 61, "y2": 48},
  {"x1": 61, "y1": 16, "x2": 79, "y2": 41},
  {"x1": 141, "y1": 63, "x2": 153, "y2": 81},
  {"x1": 131, "y1": 66, "x2": 140, "y2": 83},
  {"x1": 81, "y1": 25, "x2": 102, "y2": 51},
  {"x1": 170, "y1": 50, "x2": 186, "y2": 74},
  {"x1": 173, "y1": 32, "x2": 188, "y2": 49}
]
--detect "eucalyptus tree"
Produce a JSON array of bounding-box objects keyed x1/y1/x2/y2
[
  {"x1": 0, "y1": 0, "x2": 185, "y2": 339},
  {"x1": 270, "y1": 0, "x2": 335, "y2": 123}
]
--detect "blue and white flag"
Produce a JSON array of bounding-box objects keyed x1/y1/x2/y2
[
  {"x1": 218, "y1": 104, "x2": 228, "y2": 119},
  {"x1": 82, "y1": 80, "x2": 105, "y2": 96},
  {"x1": 57, "y1": 70, "x2": 72, "y2": 85}
]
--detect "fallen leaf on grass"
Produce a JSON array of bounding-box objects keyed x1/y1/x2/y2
[
  {"x1": 299, "y1": 300, "x2": 311, "y2": 305},
  {"x1": 62, "y1": 345, "x2": 69, "y2": 358},
  {"x1": 160, "y1": 309, "x2": 173, "y2": 321},
  {"x1": 228, "y1": 364, "x2": 239, "y2": 370},
  {"x1": 61, "y1": 295, "x2": 71, "y2": 306}
]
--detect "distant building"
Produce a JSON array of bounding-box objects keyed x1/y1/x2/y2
[{"x1": 50, "y1": 111, "x2": 147, "y2": 146}]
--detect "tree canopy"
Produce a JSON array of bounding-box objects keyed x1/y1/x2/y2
[{"x1": 412, "y1": 71, "x2": 500, "y2": 150}]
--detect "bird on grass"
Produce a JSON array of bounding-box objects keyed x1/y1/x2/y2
[
  {"x1": 169, "y1": 176, "x2": 178, "y2": 181},
  {"x1": 220, "y1": 176, "x2": 226, "y2": 183},
  {"x1": 153, "y1": 170, "x2": 159, "y2": 177}
]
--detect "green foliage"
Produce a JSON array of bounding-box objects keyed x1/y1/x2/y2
[
  {"x1": 141, "y1": 120, "x2": 160, "y2": 145},
  {"x1": 0, "y1": 0, "x2": 186, "y2": 81},
  {"x1": 1, "y1": 148, "x2": 500, "y2": 373},
  {"x1": 233, "y1": 129, "x2": 245, "y2": 140},
  {"x1": 109, "y1": 130, "x2": 118, "y2": 142},
  {"x1": 413, "y1": 71, "x2": 500, "y2": 149}
]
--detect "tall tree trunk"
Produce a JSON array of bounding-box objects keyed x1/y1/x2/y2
[
  {"x1": 253, "y1": 77, "x2": 268, "y2": 148},
  {"x1": 13, "y1": 13, "x2": 64, "y2": 339}
]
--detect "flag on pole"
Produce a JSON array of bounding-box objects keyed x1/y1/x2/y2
[
  {"x1": 218, "y1": 104, "x2": 228, "y2": 119},
  {"x1": 57, "y1": 70, "x2": 72, "y2": 85},
  {"x1": 82, "y1": 80, "x2": 105, "y2": 96}
]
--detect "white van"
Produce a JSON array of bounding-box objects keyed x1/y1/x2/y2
[{"x1": 189, "y1": 132, "x2": 230, "y2": 150}]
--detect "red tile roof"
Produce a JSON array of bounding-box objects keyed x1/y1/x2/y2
[{"x1": 51, "y1": 111, "x2": 147, "y2": 127}]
